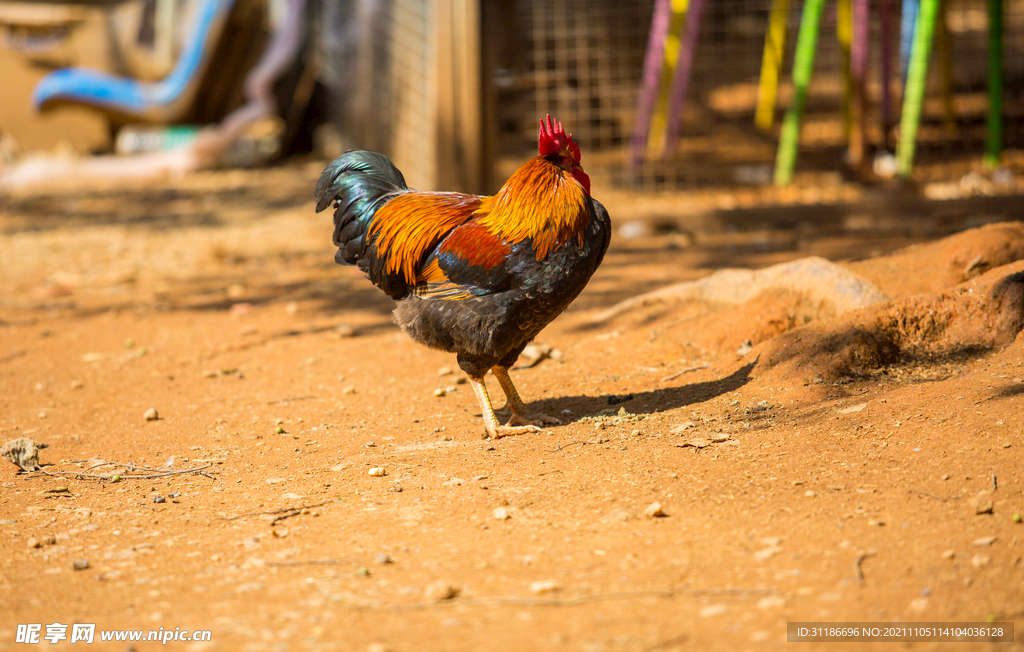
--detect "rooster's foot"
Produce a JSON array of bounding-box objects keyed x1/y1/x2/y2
[
  {"x1": 488, "y1": 424, "x2": 544, "y2": 439},
  {"x1": 507, "y1": 412, "x2": 562, "y2": 428}
]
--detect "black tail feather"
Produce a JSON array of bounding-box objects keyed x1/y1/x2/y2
[{"x1": 314, "y1": 150, "x2": 411, "y2": 297}]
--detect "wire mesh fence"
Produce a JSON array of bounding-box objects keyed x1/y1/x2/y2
[
  {"x1": 318, "y1": 0, "x2": 1024, "y2": 194},
  {"x1": 497, "y1": 0, "x2": 1024, "y2": 192}
]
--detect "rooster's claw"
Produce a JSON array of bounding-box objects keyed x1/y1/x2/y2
[{"x1": 507, "y1": 412, "x2": 562, "y2": 428}]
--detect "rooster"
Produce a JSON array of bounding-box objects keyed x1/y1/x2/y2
[{"x1": 315, "y1": 115, "x2": 610, "y2": 438}]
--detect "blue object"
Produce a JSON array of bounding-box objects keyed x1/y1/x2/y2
[
  {"x1": 32, "y1": 0, "x2": 234, "y2": 121},
  {"x1": 899, "y1": 0, "x2": 920, "y2": 83}
]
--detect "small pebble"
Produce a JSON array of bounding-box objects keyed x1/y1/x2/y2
[
  {"x1": 342, "y1": 386, "x2": 356, "y2": 395},
  {"x1": 368, "y1": 467, "x2": 386, "y2": 477},
  {"x1": 143, "y1": 408, "x2": 158, "y2": 421},
  {"x1": 699, "y1": 605, "x2": 727, "y2": 618},
  {"x1": 941, "y1": 549, "x2": 955, "y2": 559},
  {"x1": 438, "y1": 366, "x2": 453, "y2": 376},
  {"x1": 971, "y1": 554, "x2": 991, "y2": 568},
  {"x1": 153, "y1": 496, "x2": 165, "y2": 504},
  {"x1": 972, "y1": 492, "x2": 995, "y2": 515},
  {"x1": 600, "y1": 508, "x2": 635, "y2": 523},
  {"x1": 336, "y1": 324, "x2": 357, "y2": 337},
  {"x1": 72, "y1": 559, "x2": 90, "y2": 571},
  {"x1": 26, "y1": 537, "x2": 41, "y2": 549},
  {"x1": 433, "y1": 388, "x2": 447, "y2": 397},
  {"x1": 973, "y1": 536, "x2": 997, "y2": 547},
  {"x1": 168, "y1": 491, "x2": 181, "y2": 499},
  {"x1": 493, "y1": 507, "x2": 510, "y2": 520},
  {"x1": 529, "y1": 580, "x2": 560, "y2": 594},
  {"x1": 374, "y1": 553, "x2": 393, "y2": 565},
  {"x1": 423, "y1": 580, "x2": 459, "y2": 601},
  {"x1": 643, "y1": 502, "x2": 667, "y2": 518},
  {"x1": 757, "y1": 596, "x2": 785, "y2": 610}
]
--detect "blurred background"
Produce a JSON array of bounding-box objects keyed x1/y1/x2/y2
[{"x1": 0, "y1": 0, "x2": 1022, "y2": 202}]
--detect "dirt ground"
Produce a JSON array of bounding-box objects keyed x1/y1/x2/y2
[{"x1": 1, "y1": 160, "x2": 1023, "y2": 652}]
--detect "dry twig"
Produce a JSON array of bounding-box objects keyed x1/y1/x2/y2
[
  {"x1": 265, "y1": 559, "x2": 355, "y2": 567},
  {"x1": 223, "y1": 500, "x2": 334, "y2": 523},
  {"x1": 266, "y1": 396, "x2": 319, "y2": 405},
  {"x1": 31, "y1": 463, "x2": 214, "y2": 481},
  {"x1": 348, "y1": 586, "x2": 775, "y2": 612},
  {"x1": 855, "y1": 552, "x2": 876, "y2": 586},
  {"x1": 545, "y1": 441, "x2": 585, "y2": 453},
  {"x1": 661, "y1": 365, "x2": 710, "y2": 382},
  {"x1": 907, "y1": 489, "x2": 959, "y2": 502}
]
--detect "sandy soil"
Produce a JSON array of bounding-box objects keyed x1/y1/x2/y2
[{"x1": 1, "y1": 161, "x2": 1022, "y2": 652}]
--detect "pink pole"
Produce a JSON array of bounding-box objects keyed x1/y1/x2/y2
[
  {"x1": 880, "y1": 0, "x2": 894, "y2": 149},
  {"x1": 664, "y1": 0, "x2": 707, "y2": 156},
  {"x1": 630, "y1": 0, "x2": 673, "y2": 172},
  {"x1": 849, "y1": 0, "x2": 869, "y2": 162}
]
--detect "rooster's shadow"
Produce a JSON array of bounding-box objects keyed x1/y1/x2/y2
[{"x1": 502, "y1": 361, "x2": 755, "y2": 423}]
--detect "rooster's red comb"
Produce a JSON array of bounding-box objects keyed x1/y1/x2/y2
[{"x1": 538, "y1": 114, "x2": 581, "y2": 162}]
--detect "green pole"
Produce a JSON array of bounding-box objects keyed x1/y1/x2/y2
[
  {"x1": 896, "y1": 0, "x2": 938, "y2": 178},
  {"x1": 985, "y1": 0, "x2": 1004, "y2": 168},
  {"x1": 773, "y1": 0, "x2": 827, "y2": 186}
]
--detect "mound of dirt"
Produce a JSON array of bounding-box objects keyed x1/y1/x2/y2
[
  {"x1": 597, "y1": 222, "x2": 1024, "y2": 365},
  {"x1": 595, "y1": 256, "x2": 886, "y2": 323},
  {"x1": 847, "y1": 221, "x2": 1024, "y2": 299},
  {"x1": 748, "y1": 260, "x2": 1024, "y2": 383}
]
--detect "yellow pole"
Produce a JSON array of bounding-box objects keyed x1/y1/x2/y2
[
  {"x1": 755, "y1": 0, "x2": 791, "y2": 131},
  {"x1": 647, "y1": 0, "x2": 689, "y2": 157}
]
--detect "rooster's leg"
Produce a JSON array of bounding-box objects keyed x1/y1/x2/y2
[
  {"x1": 491, "y1": 366, "x2": 563, "y2": 429},
  {"x1": 468, "y1": 375, "x2": 543, "y2": 439}
]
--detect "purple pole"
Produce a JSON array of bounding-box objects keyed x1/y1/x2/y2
[
  {"x1": 664, "y1": 0, "x2": 707, "y2": 156},
  {"x1": 880, "y1": 0, "x2": 894, "y2": 149},
  {"x1": 630, "y1": 0, "x2": 673, "y2": 172},
  {"x1": 849, "y1": 0, "x2": 869, "y2": 163}
]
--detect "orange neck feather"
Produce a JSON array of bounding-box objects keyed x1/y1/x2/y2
[{"x1": 478, "y1": 157, "x2": 591, "y2": 260}]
